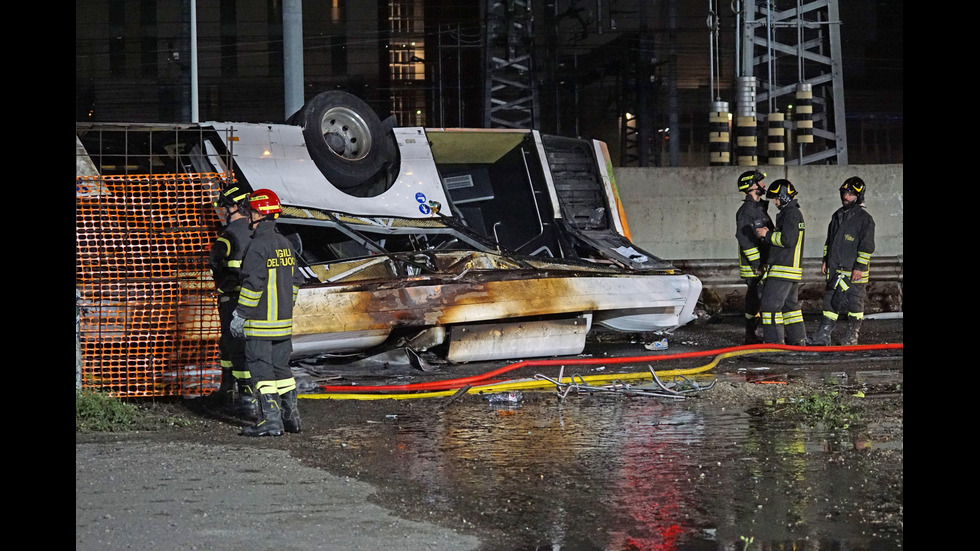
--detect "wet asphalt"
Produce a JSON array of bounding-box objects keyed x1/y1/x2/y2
[{"x1": 76, "y1": 314, "x2": 903, "y2": 550}]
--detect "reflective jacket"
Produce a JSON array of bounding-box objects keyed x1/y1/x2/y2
[
  {"x1": 763, "y1": 199, "x2": 805, "y2": 281},
  {"x1": 823, "y1": 204, "x2": 875, "y2": 284},
  {"x1": 208, "y1": 217, "x2": 251, "y2": 296},
  {"x1": 735, "y1": 197, "x2": 773, "y2": 278},
  {"x1": 236, "y1": 220, "x2": 304, "y2": 339}
]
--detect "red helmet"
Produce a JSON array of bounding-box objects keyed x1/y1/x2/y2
[{"x1": 248, "y1": 189, "x2": 282, "y2": 217}]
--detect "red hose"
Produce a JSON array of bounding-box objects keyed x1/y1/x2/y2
[{"x1": 318, "y1": 342, "x2": 903, "y2": 393}]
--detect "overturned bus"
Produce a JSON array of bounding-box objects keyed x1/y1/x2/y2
[{"x1": 76, "y1": 91, "x2": 701, "y2": 366}]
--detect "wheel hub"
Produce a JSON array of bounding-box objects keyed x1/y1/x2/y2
[{"x1": 320, "y1": 107, "x2": 373, "y2": 161}]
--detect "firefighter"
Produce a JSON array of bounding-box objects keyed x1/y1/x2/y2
[
  {"x1": 207, "y1": 185, "x2": 258, "y2": 420},
  {"x1": 754, "y1": 179, "x2": 807, "y2": 345},
  {"x1": 734, "y1": 170, "x2": 773, "y2": 344},
  {"x1": 809, "y1": 177, "x2": 876, "y2": 345},
  {"x1": 230, "y1": 189, "x2": 306, "y2": 436}
]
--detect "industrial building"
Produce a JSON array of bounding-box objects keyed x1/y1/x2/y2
[{"x1": 75, "y1": 0, "x2": 902, "y2": 167}]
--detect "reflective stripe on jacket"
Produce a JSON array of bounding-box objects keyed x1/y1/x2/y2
[
  {"x1": 735, "y1": 197, "x2": 773, "y2": 278},
  {"x1": 208, "y1": 217, "x2": 251, "y2": 295},
  {"x1": 237, "y1": 220, "x2": 304, "y2": 339},
  {"x1": 763, "y1": 200, "x2": 805, "y2": 281}
]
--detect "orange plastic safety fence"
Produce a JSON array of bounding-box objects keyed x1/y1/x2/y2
[{"x1": 76, "y1": 173, "x2": 230, "y2": 398}]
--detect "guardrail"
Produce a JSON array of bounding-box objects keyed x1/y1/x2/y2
[{"x1": 671, "y1": 255, "x2": 903, "y2": 315}]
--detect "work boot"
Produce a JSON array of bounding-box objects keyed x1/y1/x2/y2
[
  {"x1": 230, "y1": 382, "x2": 259, "y2": 422},
  {"x1": 206, "y1": 388, "x2": 234, "y2": 408},
  {"x1": 762, "y1": 322, "x2": 784, "y2": 345},
  {"x1": 839, "y1": 318, "x2": 863, "y2": 346},
  {"x1": 743, "y1": 317, "x2": 762, "y2": 345},
  {"x1": 240, "y1": 393, "x2": 284, "y2": 437},
  {"x1": 784, "y1": 322, "x2": 807, "y2": 346},
  {"x1": 807, "y1": 318, "x2": 835, "y2": 346},
  {"x1": 205, "y1": 369, "x2": 236, "y2": 408},
  {"x1": 280, "y1": 390, "x2": 302, "y2": 434}
]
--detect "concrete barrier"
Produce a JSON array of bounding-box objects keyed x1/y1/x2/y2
[{"x1": 614, "y1": 164, "x2": 904, "y2": 313}]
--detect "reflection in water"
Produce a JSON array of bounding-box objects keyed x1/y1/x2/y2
[
  {"x1": 603, "y1": 401, "x2": 704, "y2": 550},
  {"x1": 322, "y1": 391, "x2": 902, "y2": 549}
]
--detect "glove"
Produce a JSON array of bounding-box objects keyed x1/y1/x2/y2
[{"x1": 230, "y1": 310, "x2": 247, "y2": 339}]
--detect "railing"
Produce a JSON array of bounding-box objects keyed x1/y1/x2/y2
[{"x1": 671, "y1": 255, "x2": 903, "y2": 314}]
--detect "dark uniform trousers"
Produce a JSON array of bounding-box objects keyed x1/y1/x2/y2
[
  {"x1": 244, "y1": 338, "x2": 293, "y2": 396},
  {"x1": 744, "y1": 278, "x2": 763, "y2": 322},
  {"x1": 218, "y1": 296, "x2": 248, "y2": 385},
  {"x1": 822, "y1": 271, "x2": 868, "y2": 322},
  {"x1": 760, "y1": 277, "x2": 806, "y2": 345}
]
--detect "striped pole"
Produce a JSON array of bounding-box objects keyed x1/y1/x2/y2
[
  {"x1": 767, "y1": 112, "x2": 785, "y2": 165},
  {"x1": 734, "y1": 76, "x2": 757, "y2": 166},
  {"x1": 709, "y1": 101, "x2": 731, "y2": 166},
  {"x1": 795, "y1": 83, "x2": 813, "y2": 144},
  {"x1": 735, "y1": 115, "x2": 758, "y2": 166}
]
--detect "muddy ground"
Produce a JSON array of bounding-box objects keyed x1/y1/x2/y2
[{"x1": 76, "y1": 315, "x2": 903, "y2": 550}]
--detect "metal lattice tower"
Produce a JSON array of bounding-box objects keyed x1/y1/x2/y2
[
  {"x1": 738, "y1": 0, "x2": 848, "y2": 165},
  {"x1": 483, "y1": 0, "x2": 539, "y2": 129}
]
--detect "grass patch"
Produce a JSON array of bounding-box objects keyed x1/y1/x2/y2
[
  {"x1": 790, "y1": 390, "x2": 855, "y2": 428},
  {"x1": 764, "y1": 388, "x2": 858, "y2": 428},
  {"x1": 75, "y1": 390, "x2": 195, "y2": 433}
]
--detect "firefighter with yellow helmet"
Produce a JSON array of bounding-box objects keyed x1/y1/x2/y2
[
  {"x1": 207, "y1": 185, "x2": 258, "y2": 419},
  {"x1": 734, "y1": 170, "x2": 773, "y2": 344},
  {"x1": 754, "y1": 179, "x2": 808, "y2": 345},
  {"x1": 809, "y1": 176, "x2": 876, "y2": 345}
]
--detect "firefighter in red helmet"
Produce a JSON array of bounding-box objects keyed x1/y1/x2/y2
[{"x1": 230, "y1": 189, "x2": 306, "y2": 436}]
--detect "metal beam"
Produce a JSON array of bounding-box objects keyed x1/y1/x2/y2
[
  {"x1": 483, "y1": 0, "x2": 539, "y2": 129},
  {"x1": 740, "y1": 0, "x2": 848, "y2": 165}
]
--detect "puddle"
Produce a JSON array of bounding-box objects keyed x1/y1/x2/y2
[{"x1": 314, "y1": 373, "x2": 903, "y2": 550}]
